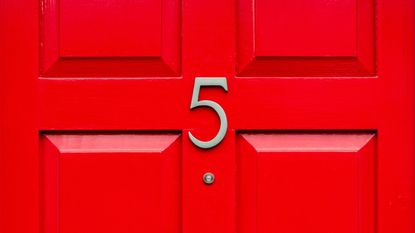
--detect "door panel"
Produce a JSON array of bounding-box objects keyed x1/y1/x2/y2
[
  {"x1": 238, "y1": 133, "x2": 376, "y2": 233},
  {"x1": 237, "y1": 0, "x2": 375, "y2": 76},
  {"x1": 40, "y1": 0, "x2": 180, "y2": 77},
  {"x1": 256, "y1": 0, "x2": 357, "y2": 57},
  {"x1": 41, "y1": 134, "x2": 181, "y2": 233},
  {"x1": 59, "y1": 0, "x2": 162, "y2": 57}
]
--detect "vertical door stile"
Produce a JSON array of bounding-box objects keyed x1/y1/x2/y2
[{"x1": 181, "y1": 0, "x2": 237, "y2": 232}]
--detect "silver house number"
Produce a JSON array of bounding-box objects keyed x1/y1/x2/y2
[{"x1": 189, "y1": 77, "x2": 228, "y2": 149}]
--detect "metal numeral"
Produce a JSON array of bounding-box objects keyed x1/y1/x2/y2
[{"x1": 189, "y1": 77, "x2": 228, "y2": 149}]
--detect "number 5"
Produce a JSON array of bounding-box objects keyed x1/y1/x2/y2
[{"x1": 189, "y1": 77, "x2": 228, "y2": 149}]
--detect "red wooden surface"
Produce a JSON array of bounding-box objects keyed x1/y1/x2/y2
[
  {"x1": 238, "y1": 134, "x2": 376, "y2": 233},
  {"x1": 41, "y1": 134, "x2": 180, "y2": 233},
  {"x1": 40, "y1": 0, "x2": 180, "y2": 76},
  {"x1": 1, "y1": 0, "x2": 415, "y2": 233},
  {"x1": 238, "y1": 0, "x2": 375, "y2": 76}
]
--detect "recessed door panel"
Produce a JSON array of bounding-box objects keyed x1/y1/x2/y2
[
  {"x1": 257, "y1": 0, "x2": 357, "y2": 57},
  {"x1": 40, "y1": 0, "x2": 180, "y2": 77},
  {"x1": 237, "y1": 0, "x2": 375, "y2": 76},
  {"x1": 41, "y1": 134, "x2": 181, "y2": 233},
  {"x1": 238, "y1": 133, "x2": 376, "y2": 233},
  {"x1": 59, "y1": 0, "x2": 162, "y2": 57}
]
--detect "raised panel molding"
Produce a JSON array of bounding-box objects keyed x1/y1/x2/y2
[
  {"x1": 237, "y1": 133, "x2": 376, "y2": 233},
  {"x1": 40, "y1": 0, "x2": 180, "y2": 77},
  {"x1": 40, "y1": 133, "x2": 181, "y2": 233},
  {"x1": 237, "y1": 0, "x2": 376, "y2": 77}
]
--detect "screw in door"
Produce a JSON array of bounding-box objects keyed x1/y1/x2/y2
[{"x1": 202, "y1": 172, "x2": 215, "y2": 185}]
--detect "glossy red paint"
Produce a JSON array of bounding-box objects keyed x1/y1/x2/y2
[
  {"x1": 1, "y1": 1, "x2": 414, "y2": 233},
  {"x1": 41, "y1": 134, "x2": 181, "y2": 233}
]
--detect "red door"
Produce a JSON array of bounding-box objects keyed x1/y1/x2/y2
[{"x1": 1, "y1": 0, "x2": 414, "y2": 233}]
